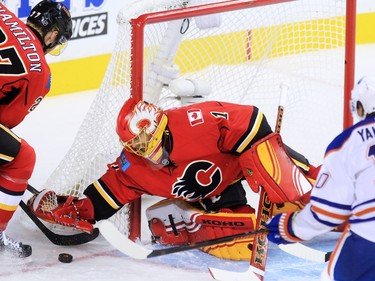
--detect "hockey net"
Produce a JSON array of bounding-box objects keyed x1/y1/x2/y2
[{"x1": 43, "y1": 0, "x2": 355, "y2": 239}]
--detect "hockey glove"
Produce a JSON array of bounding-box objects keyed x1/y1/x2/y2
[
  {"x1": 27, "y1": 189, "x2": 95, "y2": 234},
  {"x1": 266, "y1": 212, "x2": 303, "y2": 244}
]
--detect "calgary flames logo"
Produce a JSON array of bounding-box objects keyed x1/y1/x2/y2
[
  {"x1": 172, "y1": 161, "x2": 222, "y2": 201},
  {"x1": 129, "y1": 102, "x2": 160, "y2": 135}
]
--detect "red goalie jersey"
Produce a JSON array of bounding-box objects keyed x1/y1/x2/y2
[{"x1": 84, "y1": 101, "x2": 274, "y2": 220}]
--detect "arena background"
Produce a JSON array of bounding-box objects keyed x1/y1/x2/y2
[{"x1": 3, "y1": 0, "x2": 375, "y2": 96}]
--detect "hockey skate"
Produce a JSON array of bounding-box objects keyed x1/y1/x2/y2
[{"x1": 0, "y1": 231, "x2": 32, "y2": 258}]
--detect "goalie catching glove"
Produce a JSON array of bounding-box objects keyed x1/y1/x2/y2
[
  {"x1": 27, "y1": 189, "x2": 95, "y2": 234},
  {"x1": 146, "y1": 199, "x2": 256, "y2": 261}
]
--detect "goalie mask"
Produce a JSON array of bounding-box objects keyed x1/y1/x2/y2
[
  {"x1": 351, "y1": 76, "x2": 375, "y2": 122},
  {"x1": 117, "y1": 98, "x2": 169, "y2": 164}
]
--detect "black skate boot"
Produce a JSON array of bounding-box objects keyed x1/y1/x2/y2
[{"x1": 0, "y1": 231, "x2": 32, "y2": 258}]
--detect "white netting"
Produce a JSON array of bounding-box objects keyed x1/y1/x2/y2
[{"x1": 44, "y1": 0, "x2": 351, "y2": 237}]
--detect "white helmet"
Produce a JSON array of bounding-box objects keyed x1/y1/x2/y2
[{"x1": 351, "y1": 76, "x2": 375, "y2": 121}]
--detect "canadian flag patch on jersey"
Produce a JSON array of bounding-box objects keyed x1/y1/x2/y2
[{"x1": 187, "y1": 109, "x2": 204, "y2": 126}]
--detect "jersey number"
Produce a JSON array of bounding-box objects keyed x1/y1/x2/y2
[
  {"x1": 0, "y1": 27, "x2": 28, "y2": 105},
  {"x1": 0, "y1": 27, "x2": 27, "y2": 75}
]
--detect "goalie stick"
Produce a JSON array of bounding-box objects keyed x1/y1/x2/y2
[
  {"x1": 99, "y1": 220, "x2": 267, "y2": 259},
  {"x1": 208, "y1": 243, "x2": 332, "y2": 281},
  {"x1": 278, "y1": 243, "x2": 332, "y2": 263},
  {"x1": 208, "y1": 245, "x2": 333, "y2": 281},
  {"x1": 209, "y1": 84, "x2": 332, "y2": 280},
  {"x1": 209, "y1": 83, "x2": 288, "y2": 281},
  {"x1": 19, "y1": 184, "x2": 99, "y2": 246}
]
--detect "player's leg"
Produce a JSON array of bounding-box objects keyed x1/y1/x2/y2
[
  {"x1": 325, "y1": 229, "x2": 375, "y2": 281},
  {"x1": 320, "y1": 268, "x2": 334, "y2": 281},
  {"x1": 147, "y1": 182, "x2": 256, "y2": 260},
  {"x1": 0, "y1": 124, "x2": 35, "y2": 257}
]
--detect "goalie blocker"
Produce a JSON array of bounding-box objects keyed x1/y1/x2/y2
[{"x1": 241, "y1": 132, "x2": 313, "y2": 204}]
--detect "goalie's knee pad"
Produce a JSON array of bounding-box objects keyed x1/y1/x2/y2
[
  {"x1": 148, "y1": 217, "x2": 190, "y2": 245},
  {"x1": 146, "y1": 199, "x2": 256, "y2": 260},
  {"x1": 146, "y1": 199, "x2": 190, "y2": 245}
]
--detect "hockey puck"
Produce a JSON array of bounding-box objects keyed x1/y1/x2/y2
[
  {"x1": 58, "y1": 253, "x2": 73, "y2": 263},
  {"x1": 21, "y1": 244, "x2": 32, "y2": 258}
]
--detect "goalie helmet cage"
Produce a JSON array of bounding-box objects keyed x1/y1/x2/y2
[{"x1": 43, "y1": 0, "x2": 356, "y2": 241}]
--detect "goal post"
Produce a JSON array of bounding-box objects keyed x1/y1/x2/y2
[
  {"x1": 43, "y1": 0, "x2": 356, "y2": 242},
  {"x1": 344, "y1": 0, "x2": 356, "y2": 129}
]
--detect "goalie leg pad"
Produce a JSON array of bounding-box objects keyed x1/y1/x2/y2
[
  {"x1": 239, "y1": 133, "x2": 312, "y2": 203},
  {"x1": 199, "y1": 228, "x2": 254, "y2": 261},
  {"x1": 146, "y1": 199, "x2": 256, "y2": 260},
  {"x1": 146, "y1": 199, "x2": 190, "y2": 245}
]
